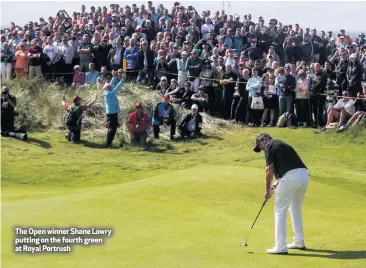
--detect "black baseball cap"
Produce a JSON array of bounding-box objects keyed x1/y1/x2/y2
[{"x1": 253, "y1": 133, "x2": 272, "y2": 153}]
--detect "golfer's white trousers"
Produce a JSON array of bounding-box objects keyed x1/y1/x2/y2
[{"x1": 274, "y1": 168, "x2": 310, "y2": 250}]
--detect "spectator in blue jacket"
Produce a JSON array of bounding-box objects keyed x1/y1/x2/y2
[
  {"x1": 123, "y1": 38, "x2": 140, "y2": 80},
  {"x1": 152, "y1": 95, "x2": 176, "y2": 140},
  {"x1": 85, "y1": 63, "x2": 100, "y2": 86},
  {"x1": 103, "y1": 70, "x2": 126, "y2": 148}
]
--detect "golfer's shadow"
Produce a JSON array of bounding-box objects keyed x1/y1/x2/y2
[{"x1": 288, "y1": 248, "x2": 366, "y2": 260}]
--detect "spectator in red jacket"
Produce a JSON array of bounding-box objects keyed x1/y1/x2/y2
[{"x1": 127, "y1": 103, "x2": 151, "y2": 146}]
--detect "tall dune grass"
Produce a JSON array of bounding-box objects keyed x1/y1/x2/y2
[{"x1": 2, "y1": 78, "x2": 228, "y2": 140}]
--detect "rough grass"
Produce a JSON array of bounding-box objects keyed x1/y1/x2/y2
[{"x1": 2, "y1": 78, "x2": 228, "y2": 141}]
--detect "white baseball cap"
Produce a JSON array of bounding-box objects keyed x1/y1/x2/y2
[{"x1": 191, "y1": 104, "x2": 198, "y2": 110}]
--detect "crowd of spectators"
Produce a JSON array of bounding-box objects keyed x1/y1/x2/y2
[{"x1": 1, "y1": 2, "x2": 366, "y2": 143}]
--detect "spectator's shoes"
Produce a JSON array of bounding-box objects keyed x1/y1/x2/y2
[
  {"x1": 336, "y1": 125, "x2": 347, "y2": 133},
  {"x1": 287, "y1": 242, "x2": 306, "y2": 250},
  {"x1": 266, "y1": 248, "x2": 288, "y2": 254}
]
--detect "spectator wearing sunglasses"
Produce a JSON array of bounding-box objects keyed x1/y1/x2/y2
[
  {"x1": 324, "y1": 90, "x2": 355, "y2": 130},
  {"x1": 137, "y1": 40, "x2": 154, "y2": 86}
]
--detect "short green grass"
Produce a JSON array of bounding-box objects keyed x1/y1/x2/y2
[{"x1": 2, "y1": 128, "x2": 366, "y2": 268}]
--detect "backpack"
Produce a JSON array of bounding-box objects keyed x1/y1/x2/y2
[
  {"x1": 66, "y1": 107, "x2": 82, "y2": 127},
  {"x1": 277, "y1": 112, "x2": 297, "y2": 128},
  {"x1": 277, "y1": 112, "x2": 288, "y2": 127}
]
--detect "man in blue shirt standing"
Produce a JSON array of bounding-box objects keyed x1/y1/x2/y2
[{"x1": 103, "y1": 70, "x2": 126, "y2": 148}]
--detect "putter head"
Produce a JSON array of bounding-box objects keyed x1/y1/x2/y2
[{"x1": 240, "y1": 243, "x2": 248, "y2": 246}]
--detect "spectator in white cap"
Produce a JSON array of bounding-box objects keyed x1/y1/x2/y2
[
  {"x1": 132, "y1": 26, "x2": 146, "y2": 43},
  {"x1": 178, "y1": 104, "x2": 203, "y2": 138}
]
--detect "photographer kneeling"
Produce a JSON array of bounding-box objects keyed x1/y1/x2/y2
[
  {"x1": 63, "y1": 94, "x2": 97, "y2": 143},
  {"x1": 1, "y1": 87, "x2": 27, "y2": 140},
  {"x1": 127, "y1": 103, "x2": 151, "y2": 146},
  {"x1": 179, "y1": 104, "x2": 203, "y2": 139}
]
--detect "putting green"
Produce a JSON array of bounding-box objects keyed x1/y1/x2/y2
[{"x1": 2, "y1": 165, "x2": 366, "y2": 268}]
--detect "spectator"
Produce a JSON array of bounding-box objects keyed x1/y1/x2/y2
[
  {"x1": 94, "y1": 35, "x2": 112, "y2": 71},
  {"x1": 84, "y1": 63, "x2": 100, "y2": 86},
  {"x1": 334, "y1": 50, "x2": 349, "y2": 91},
  {"x1": 124, "y1": 38, "x2": 139, "y2": 80},
  {"x1": 185, "y1": 49, "x2": 203, "y2": 92},
  {"x1": 137, "y1": 40, "x2": 154, "y2": 86},
  {"x1": 337, "y1": 29, "x2": 353, "y2": 45},
  {"x1": 156, "y1": 76, "x2": 168, "y2": 94},
  {"x1": 97, "y1": 66, "x2": 111, "y2": 89},
  {"x1": 201, "y1": 17, "x2": 214, "y2": 40},
  {"x1": 1, "y1": 42, "x2": 14, "y2": 81},
  {"x1": 243, "y1": 38, "x2": 266, "y2": 61},
  {"x1": 277, "y1": 64, "x2": 296, "y2": 116},
  {"x1": 338, "y1": 85, "x2": 366, "y2": 132},
  {"x1": 261, "y1": 73, "x2": 277, "y2": 126},
  {"x1": 324, "y1": 90, "x2": 355, "y2": 130},
  {"x1": 347, "y1": 53, "x2": 362, "y2": 97},
  {"x1": 166, "y1": 44, "x2": 181, "y2": 81},
  {"x1": 165, "y1": 79, "x2": 179, "y2": 95},
  {"x1": 152, "y1": 95, "x2": 176, "y2": 140},
  {"x1": 108, "y1": 37, "x2": 124, "y2": 71},
  {"x1": 71, "y1": 65, "x2": 85, "y2": 88},
  {"x1": 295, "y1": 70, "x2": 311, "y2": 127},
  {"x1": 14, "y1": 42, "x2": 29, "y2": 77},
  {"x1": 179, "y1": 104, "x2": 203, "y2": 138},
  {"x1": 58, "y1": 35, "x2": 74, "y2": 84},
  {"x1": 127, "y1": 103, "x2": 151, "y2": 146},
  {"x1": 232, "y1": 68, "x2": 250, "y2": 124},
  {"x1": 283, "y1": 30, "x2": 297, "y2": 63},
  {"x1": 246, "y1": 67, "x2": 262, "y2": 126},
  {"x1": 176, "y1": 52, "x2": 188, "y2": 88},
  {"x1": 191, "y1": 85, "x2": 209, "y2": 112},
  {"x1": 220, "y1": 64, "x2": 237, "y2": 119},
  {"x1": 63, "y1": 94, "x2": 97, "y2": 143},
  {"x1": 310, "y1": 29, "x2": 324, "y2": 63},
  {"x1": 142, "y1": 20, "x2": 156, "y2": 44},
  {"x1": 173, "y1": 80, "x2": 194, "y2": 108},
  {"x1": 78, "y1": 34, "x2": 93, "y2": 72},
  {"x1": 310, "y1": 63, "x2": 327, "y2": 128},
  {"x1": 104, "y1": 70, "x2": 126, "y2": 148}
]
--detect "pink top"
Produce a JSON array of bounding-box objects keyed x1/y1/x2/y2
[
  {"x1": 295, "y1": 78, "x2": 310, "y2": 99},
  {"x1": 72, "y1": 72, "x2": 85, "y2": 85}
]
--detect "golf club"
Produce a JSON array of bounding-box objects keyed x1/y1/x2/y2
[{"x1": 241, "y1": 200, "x2": 267, "y2": 247}]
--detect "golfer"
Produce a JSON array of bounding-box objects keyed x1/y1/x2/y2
[{"x1": 253, "y1": 133, "x2": 309, "y2": 254}]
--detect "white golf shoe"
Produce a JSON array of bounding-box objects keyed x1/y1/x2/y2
[
  {"x1": 287, "y1": 241, "x2": 306, "y2": 250},
  {"x1": 266, "y1": 248, "x2": 288, "y2": 255}
]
